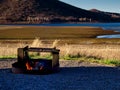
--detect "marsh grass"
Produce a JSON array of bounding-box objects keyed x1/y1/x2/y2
[{"x1": 0, "y1": 26, "x2": 120, "y2": 39}]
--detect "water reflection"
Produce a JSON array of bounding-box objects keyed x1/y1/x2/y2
[{"x1": 97, "y1": 35, "x2": 120, "y2": 38}]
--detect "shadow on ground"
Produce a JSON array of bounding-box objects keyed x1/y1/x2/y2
[{"x1": 0, "y1": 66, "x2": 120, "y2": 90}]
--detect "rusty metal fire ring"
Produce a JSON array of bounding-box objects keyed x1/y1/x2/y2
[
  {"x1": 12, "y1": 62, "x2": 26, "y2": 74},
  {"x1": 12, "y1": 46, "x2": 60, "y2": 74}
]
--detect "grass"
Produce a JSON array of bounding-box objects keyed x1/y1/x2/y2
[
  {"x1": 59, "y1": 44, "x2": 120, "y2": 60},
  {"x1": 0, "y1": 26, "x2": 120, "y2": 66},
  {"x1": 62, "y1": 55, "x2": 120, "y2": 66},
  {"x1": 0, "y1": 55, "x2": 17, "y2": 59},
  {"x1": 28, "y1": 52, "x2": 53, "y2": 60},
  {"x1": 0, "y1": 26, "x2": 120, "y2": 39},
  {"x1": 0, "y1": 38, "x2": 120, "y2": 67}
]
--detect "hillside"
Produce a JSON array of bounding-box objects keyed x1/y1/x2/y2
[{"x1": 0, "y1": 0, "x2": 120, "y2": 24}]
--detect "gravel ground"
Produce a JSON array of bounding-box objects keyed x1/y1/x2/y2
[{"x1": 0, "y1": 59, "x2": 120, "y2": 90}]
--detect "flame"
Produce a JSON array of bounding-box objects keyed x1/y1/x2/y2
[
  {"x1": 26, "y1": 62, "x2": 32, "y2": 70},
  {"x1": 26, "y1": 61, "x2": 44, "y2": 71}
]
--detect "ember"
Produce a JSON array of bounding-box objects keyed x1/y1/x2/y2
[{"x1": 12, "y1": 46, "x2": 60, "y2": 74}]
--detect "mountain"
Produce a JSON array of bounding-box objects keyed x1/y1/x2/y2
[
  {"x1": 90, "y1": 9, "x2": 120, "y2": 19},
  {"x1": 89, "y1": 9, "x2": 102, "y2": 13},
  {"x1": 0, "y1": 0, "x2": 120, "y2": 24}
]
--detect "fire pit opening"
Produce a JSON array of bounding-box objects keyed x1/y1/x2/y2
[{"x1": 12, "y1": 46, "x2": 60, "y2": 74}]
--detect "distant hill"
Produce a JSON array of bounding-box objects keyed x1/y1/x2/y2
[
  {"x1": 0, "y1": 0, "x2": 120, "y2": 24},
  {"x1": 89, "y1": 9, "x2": 120, "y2": 19}
]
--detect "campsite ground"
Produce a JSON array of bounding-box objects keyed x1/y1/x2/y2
[{"x1": 0, "y1": 59, "x2": 120, "y2": 90}]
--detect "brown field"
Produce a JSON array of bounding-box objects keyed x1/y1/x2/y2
[{"x1": 0, "y1": 26, "x2": 120, "y2": 39}]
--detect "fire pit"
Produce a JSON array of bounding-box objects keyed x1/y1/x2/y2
[{"x1": 12, "y1": 46, "x2": 60, "y2": 74}]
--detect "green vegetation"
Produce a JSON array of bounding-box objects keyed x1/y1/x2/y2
[
  {"x1": 0, "y1": 55, "x2": 17, "y2": 59},
  {"x1": 62, "y1": 55, "x2": 120, "y2": 67},
  {"x1": 29, "y1": 52, "x2": 53, "y2": 60}
]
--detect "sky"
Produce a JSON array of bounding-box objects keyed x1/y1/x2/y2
[{"x1": 59, "y1": 0, "x2": 120, "y2": 13}]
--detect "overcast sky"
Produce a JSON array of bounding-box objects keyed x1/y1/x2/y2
[{"x1": 59, "y1": 0, "x2": 120, "y2": 13}]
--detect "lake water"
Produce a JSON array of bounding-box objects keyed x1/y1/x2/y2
[{"x1": 1, "y1": 23, "x2": 120, "y2": 38}]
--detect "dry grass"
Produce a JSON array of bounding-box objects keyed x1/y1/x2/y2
[
  {"x1": 0, "y1": 42, "x2": 27, "y2": 58},
  {"x1": 30, "y1": 37, "x2": 43, "y2": 47},
  {"x1": 0, "y1": 38, "x2": 119, "y2": 61},
  {"x1": 59, "y1": 44, "x2": 120, "y2": 60}
]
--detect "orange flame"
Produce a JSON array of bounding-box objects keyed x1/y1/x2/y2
[{"x1": 26, "y1": 62, "x2": 32, "y2": 70}]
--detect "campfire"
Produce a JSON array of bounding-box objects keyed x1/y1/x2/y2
[{"x1": 12, "y1": 46, "x2": 60, "y2": 74}]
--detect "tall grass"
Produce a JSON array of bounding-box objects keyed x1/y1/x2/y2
[
  {"x1": 30, "y1": 37, "x2": 43, "y2": 47},
  {"x1": 59, "y1": 44, "x2": 120, "y2": 60},
  {"x1": 0, "y1": 38, "x2": 120, "y2": 62}
]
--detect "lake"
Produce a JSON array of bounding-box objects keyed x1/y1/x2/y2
[{"x1": 1, "y1": 23, "x2": 120, "y2": 38}]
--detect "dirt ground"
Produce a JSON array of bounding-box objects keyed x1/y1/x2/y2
[{"x1": 0, "y1": 59, "x2": 120, "y2": 90}]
